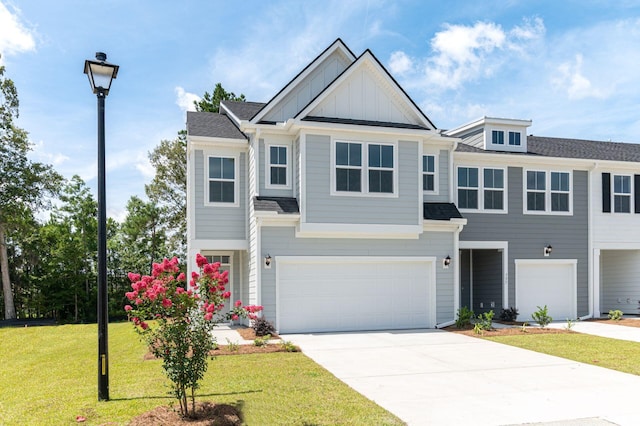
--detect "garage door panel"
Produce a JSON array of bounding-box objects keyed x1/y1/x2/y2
[
  {"x1": 277, "y1": 257, "x2": 434, "y2": 333},
  {"x1": 516, "y1": 261, "x2": 576, "y2": 322}
]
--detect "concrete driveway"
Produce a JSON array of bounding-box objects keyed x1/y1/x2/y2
[{"x1": 285, "y1": 329, "x2": 639, "y2": 425}]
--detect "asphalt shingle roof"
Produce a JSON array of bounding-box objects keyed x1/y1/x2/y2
[
  {"x1": 423, "y1": 203, "x2": 464, "y2": 221},
  {"x1": 186, "y1": 111, "x2": 247, "y2": 139},
  {"x1": 221, "y1": 101, "x2": 266, "y2": 121},
  {"x1": 254, "y1": 197, "x2": 300, "y2": 214},
  {"x1": 456, "y1": 135, "x2": 640, "y2": 163}
]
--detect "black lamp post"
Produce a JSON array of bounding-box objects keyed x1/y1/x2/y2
[{"x1": 84, "y1": 52, "x2": 119, "y2": 401}]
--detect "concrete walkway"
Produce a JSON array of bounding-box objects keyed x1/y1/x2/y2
[
  {"x1": 284, "y1": 327, "x2": 640, "y2": 426},
  {"x1": 545, "y1": 318, "x2": 640, "y2": 343}
]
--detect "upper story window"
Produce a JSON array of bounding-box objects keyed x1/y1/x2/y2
[
  {"x1": 613, "y1": 175, "x2": 631, "y2": 213},
  {"x1": 457, "y1": 166, "x2": 505, "y2": 212},
  {"x1": 266, "y1": 145, "x2": 290, "y2": 188},
  {"x1": 333, "y1": 141, "x2": 396, "y2": 196},
  {"x1": 525, "y1": 170, "x2": 571, "y2": 214},
  {"x1": 336, "y1": 142, "x2": 362, "y2": 192},
  {"x1": 368, "y1": 144, "x2": 393, "y2": 193},
  {"x1": 508, "y1": 131, "x2": 521, "y2": 146},
  {"x1": 491, "y1": 130, "x2": 504, "y2": 145},
  {"x1": 207, "y1": 156, "x2": 237, "y2": 205},
  {"x1": 422, "y1": 155, "x2": 437, "y2": 193}
]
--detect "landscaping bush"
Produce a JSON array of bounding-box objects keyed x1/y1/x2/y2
[
  {"x1": 475, "y1": 310, "x2": 494, "y2": 332},
  {"x1": 252, "y1": 317, "x2": 276, "y2": 336},
  {"x1": 499, "y1": 307, "x2": 519, "y2": 322},
  {"x1": 531, "y1": 305, "x2": 553, "y2": 328},
  {"x1": 455, "y1": 306, "x2": 474, "y2": 328},
  {"x1": 608, "y1": 309, "x2": 624, "y2": 321}
]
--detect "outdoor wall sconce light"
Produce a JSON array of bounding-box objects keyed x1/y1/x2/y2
[
  {"x1": 544, "y1": 245, "x2": 553, "y2": 257},
  {"x1": 443, "y1": 255, "x2": 451, "y2": 269},
  {"x1": 264, "y1": 254, "x2": 272, "y2": 269}
]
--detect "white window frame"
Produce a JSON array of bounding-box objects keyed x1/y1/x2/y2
[
  {"x1": 613, "y1": 174, "x2": 632, "y2": 214},
  {"x1": 205, "y1": 154, "x2": 239, "y2": 207},
  {"x1": 265, "y1": 143, "x2": 291, "y2": 189},
  {"x1": 491, "y1": 130, "x2": 505, "y2": 146},
  {"x1": 330, "y1": 139, "x2": 398, "y2": 197},
  {"x1": 523, "y1": 169, "x2": 573, "y2": 215},
  {"x1": 456, "y1": 166, "x2": 507, "y2": 213},
  {"x1": 422, "y1": 154, "x2": 438, "y2": 194},
  {"x1": 508, "y1": 131, "x2": 521, "y2": 146}
]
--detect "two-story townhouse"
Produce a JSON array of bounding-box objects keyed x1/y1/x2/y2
[
  {"x1": 186, "y1": 39, "x2": 466, "y2": 333},
  {"x1": 448, "y1": 118, "x2": 640, "y2": 322}
]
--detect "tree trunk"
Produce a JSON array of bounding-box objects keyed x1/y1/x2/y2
[{"x1": 0, "y1": 222, "x2": 17, "y2": 319}]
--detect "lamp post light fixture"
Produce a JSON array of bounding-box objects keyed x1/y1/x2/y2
[{"x1": 84, "y1": 52, "x2": 119, "y2": 402}]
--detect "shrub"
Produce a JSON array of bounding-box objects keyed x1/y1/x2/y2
[
  {"x1": 475, "y1": 310, "x2": 494, "y2": 331},
  {"x1": 253, "y1": 334, "x2": 271, "y2": 347},
  {"x1": 455, "y1": 306, "x2": 474, "y2": 328},
  {"x1": 608, "y1": 309, "x2": 624, "y2": 321},
  {"x1": 281, "y1": 340, "x2": 299, "y2": 352},
  {"x1": 531, "y1": 305, "x2": 553, "y2": 328},
  {"x1": 499, "y1": 307, "x2": 519, "y2": 322},
  {"x1": 252, "y1": 317, "x2": 276, "y2": 336}
]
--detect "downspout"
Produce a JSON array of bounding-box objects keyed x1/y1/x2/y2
[
  {"x1": 449, "y1": 139, "x2": 458, "y2": 203},
  {"x1": 587, "y1": 161, "x2": 598, "y2": 319}
]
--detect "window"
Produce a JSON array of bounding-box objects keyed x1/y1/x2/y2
[
  {"x1": 335, "y1": 142, "x2": 362, "y2": 192},
  {"x1": 457, "y1": 167, "x2": 505, "y2": 211},
  {"x1": 333, "y1": 141, "x2": 396, "y2": 195},
  {"x1": 508, "y1": 131, "x2": 521, "y2": 146},
  {"x1": 368, "y1": 144, "x2": 393, "y2": 193},
  {"x1": 483, "y1": 168, "x2": 504, "y2": 210},
  {"x1": 551, "y1": 172, "x2": 570, "y2": 212},
  {"x1": 491, "y1": 130, "x2": 504, "y2": 145},
  {"x1": 268, "y1": 145, "x2": 288, "y2": 186},
  {"x1": 613, "y1": 175, "x2": 631, "y2": 213},
  {"x1": 458, "y1": 167, "x2": 478, "y2": 209},
  {"x1": 525, "y1": 170, "x2": 572, "y2": 214},
  {"x1": 422, "y1": 155, "x2": 436, "y2": 192},
  {"x1": 526, "y1": 171, "x2": 546, "y2": 211},
  {"x1": 208, "y1": 156, "x2": 235, "y2": 204}
]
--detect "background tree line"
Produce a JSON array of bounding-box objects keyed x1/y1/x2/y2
[{"x1": 0, "y1": 55, "x2": 244, "y2": 322}]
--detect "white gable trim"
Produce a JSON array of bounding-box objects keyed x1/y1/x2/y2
[
  {"x1": 294, "y1": 50, "x2": 434, "y2": 130},
  {"x1": 251, "y1": 39, "x2": 356, "y2": 124}
]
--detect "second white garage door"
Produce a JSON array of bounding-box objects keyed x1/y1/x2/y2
[
  {"x1": 276, "y1": 256, "x2": 436, "y2": 333},
  {"x1": 515, "y1": 260, "x2": 577, "y2": 322}
]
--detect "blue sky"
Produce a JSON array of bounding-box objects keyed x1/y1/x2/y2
[{"x1": 2, "y1": 0, "x2": 640, "y2": 220}]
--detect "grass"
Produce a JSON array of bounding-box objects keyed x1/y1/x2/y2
[
  {"x1": 0, "y1": 322, "x2": 404, "y2": 425},
  {"x1": 484, "y1": 333, "x2": 640, "y2": 376}
]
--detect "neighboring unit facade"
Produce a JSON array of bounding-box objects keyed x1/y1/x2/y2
[{"x1": 187, "y1": 39, "x2": 640, "y2": 332}]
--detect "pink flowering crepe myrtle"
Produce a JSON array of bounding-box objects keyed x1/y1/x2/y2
[{"x1": 124, "y1": 254, "x2": 263, "y2": 330}]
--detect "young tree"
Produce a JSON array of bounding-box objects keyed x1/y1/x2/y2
[
  {"x1": 0, "y1": 57, "x2": 61, "y2": 319},
  {"x1": 193, "y1": 83, "x2": 245, "y2": 113}
]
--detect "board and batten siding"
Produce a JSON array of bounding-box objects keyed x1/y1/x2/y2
[
  {"x1": 459, "y1": 167, "x2": 589, "y2": 316},
  {"x1": 304, "y1": 134, "x2": 421, "y2": 225},
  {"x1": 193, "y1": 149, "x2": 246, "y2": 240},
  {"x1": 259, "y1": 226, "x2": 456, "y2": 326},
  {"x1": 593, "y1": 171, "x2": 640, "y2": 246}
]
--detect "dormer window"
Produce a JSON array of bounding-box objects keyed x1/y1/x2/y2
[
  {"x1": 491, "y1": 130, "x2": 504, "y2": 145},
  {"x1": 508, "y1": 131, "x2": 521, "y2": 146}
]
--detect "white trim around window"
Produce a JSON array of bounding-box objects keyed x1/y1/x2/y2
[
  {"x1": 265, "y1": 143, "x2": 292, "y2": 189},
  {"x1": 330, "y1": 139, "x2": 398, "y2": 197},
  {"x1": 205, "y1": 154, "x2": 240, "y2": 207},
  {"x1": 422, "y1": 154, "x2": 438, "y2": 194},
  {"x1": 456, "y1": 166, "x2": 507, "y2": 213},
  {"x1": 613, "y1": 174, "x2": 632, "y2": 213},
  {"x1": 523, "y1": 169, "x2": 572, "y2": 215}
]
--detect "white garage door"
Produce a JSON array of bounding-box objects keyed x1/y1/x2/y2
[
  {"x1": 516, "y1": 260, "x2": 577, "y2": 322},
  {"x1": 277, "y1": 256, "x2": 436, "y2": 333}
]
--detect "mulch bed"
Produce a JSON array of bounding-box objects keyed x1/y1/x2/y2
[
  {"x1": 586, "y1": 317, "x2": 640, "y2": 328},
  {"x1": 128, "y1": 402, "x2": 241, "y2": 426},
  {"x1": 444, "y1": 322, "x2": 572, "y2": 337}
]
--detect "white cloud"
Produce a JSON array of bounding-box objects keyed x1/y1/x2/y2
[
  {"x1": 0, "y1": 2, "x2": 36, "y2": 59},
  {"x1": 552, "y1": 54, "x2": 608, "y2": 100},
  {"x1": 175, "y1": 86, "x2": 199, "y2": 112},
  {"x1": 389, "y1": 51, "x2": 412, "y2": 75},
  {"x1": 29, "y1": 140, "x2": 70, "y2": 167}
]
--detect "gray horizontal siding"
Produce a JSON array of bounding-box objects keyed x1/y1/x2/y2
[
  {"x1": 459, "y1": 168, "x2": 589, "y2": 317},
  {"x1": 194, "y1": 149, "x2": 246, "y2": 240},
  {"x1": 304, "y1": 134, "x2": 420, "y2": 225},
  {"x1": 259, "y1": 226, "x2": 455, "y2": 326},
  {"x1": 425, "y1": 149, "x2": 450, "y2": 203},
  {"x1": 258, "y1": 138, "x2": 295, "y2": 198}
]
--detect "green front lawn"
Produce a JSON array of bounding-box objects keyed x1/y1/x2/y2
[
  {"x1": 484, "y1": 333, "x2": 640, "y2": 376},
  {"x1": 0, "y1": 323, "x2": 404, "y2": 425}
]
